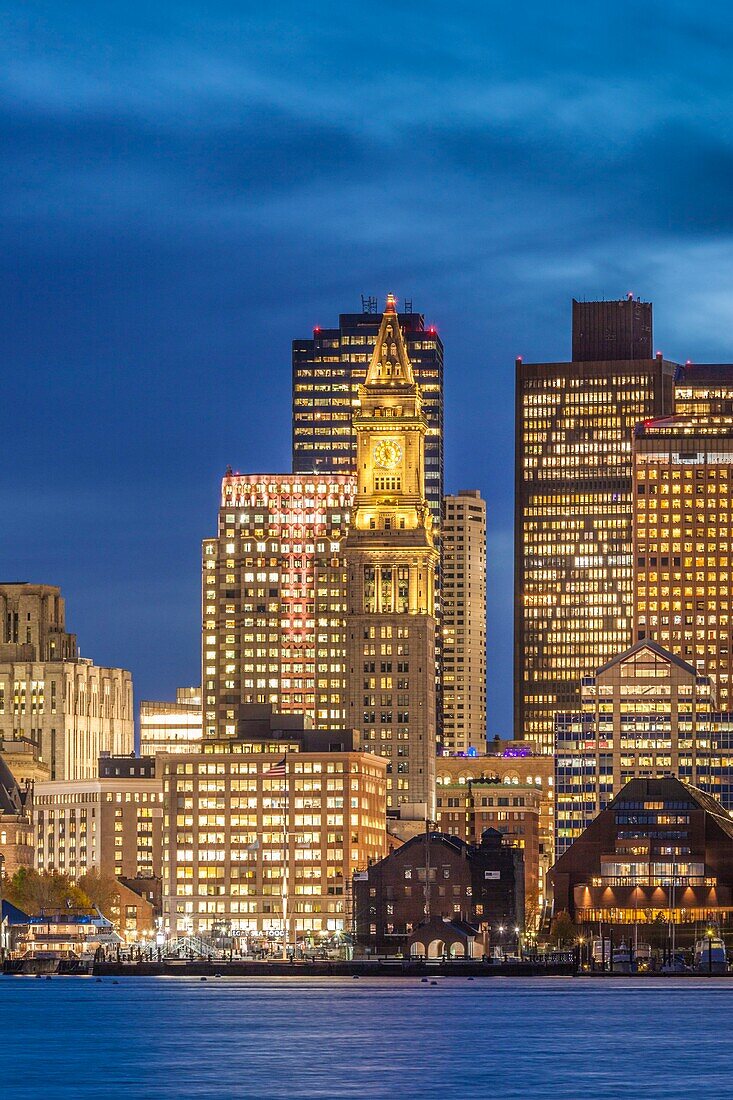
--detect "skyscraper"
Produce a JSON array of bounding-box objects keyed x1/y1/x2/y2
[
  {"x1": 292, "y1": 303, "x2": 444, "y2": 527},
  {"x1": 633, "y1": 414, "x2": 733, "y2": 708},
  {"x1": 441, "y1": 490, "x2": 487, "y2": 754},
  {"x1": 515, "y1": 299, "x2": 675, "y2": 751},
  {"x1": 343, "y1": 295, "x2": 439, "y2": 818},
  {"x1": 202, "y1": 473, "x2": 355, "y2": 737}
]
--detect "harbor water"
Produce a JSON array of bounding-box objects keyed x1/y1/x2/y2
[{"x1": 4, "y1": 975, "x2": 733, "y2": 1098}]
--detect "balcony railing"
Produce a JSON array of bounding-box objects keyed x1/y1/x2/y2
[{"x1": 589, "y1": 876, "x2": 716, "y2": 888}]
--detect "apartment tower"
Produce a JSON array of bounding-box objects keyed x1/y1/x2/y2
[{"x1": 441, "y1": 491, "x2": 487, "y2": 754}]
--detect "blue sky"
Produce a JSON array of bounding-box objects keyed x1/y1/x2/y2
[{"x1": 3, "y1": 1, "x2": 733, "y2": 735}]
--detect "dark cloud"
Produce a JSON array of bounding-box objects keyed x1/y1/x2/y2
[{"x1": 4, "y1": 1, "x2": 733, "y2": 733}]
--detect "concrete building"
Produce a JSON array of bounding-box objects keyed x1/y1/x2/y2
[
  {"x1": 292, "y1": 301, "x2": 444, "y2": 529},
  {"x1": 140, "y1": 687, "x2": 202, "y2": 756},
  {"x1": 353, "y1": 829, "x2": 524, "y2": 956},
  {"x1": 0, "y1": 583, "x2": 134, "y2": 780},
  {"x1": 162, "y1": 705, "x2": 386, "y2": 941},
  {"x1": 441, "y1": 491, "x2": 486, "y2": 754},
  {"x1": 633, "y1": 415, "x2": 733, "y2": 711},
  {"x1": 343, "y1": 296, "x2": 439, "y2": 818},
  {"x1": 203, "y1": 473, "x2": 355, "y2": 735},
  {"x1": 514, "y1": 300, "x2": 675, "y2": 750},
  {"x1": 0, "y1": 757, "x2": 34, "y2": 880},
  {"x1": 436, "y1": 752, "x2": 553, "y2": 922},
  {"x1": 555, "y1": 640, "x2": 733, "y2": 859},
  {"x1": 34, "y1": 756, "x2": 163, "y2": 882},
  {"x1": 550, "y1": 777, "x2": 733, "y2": 944}
]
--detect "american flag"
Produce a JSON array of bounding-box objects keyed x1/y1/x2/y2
[{"x1": 264, "y1": 756, "x2": 287, "y2": 778}]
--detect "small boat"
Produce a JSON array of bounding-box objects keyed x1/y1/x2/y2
[
  {"x1": 694, "y1": 935, "x2": 727, "y2": 974},
  {"x1": 15, "y1": 907, "x2": 122, "y2": 972}
]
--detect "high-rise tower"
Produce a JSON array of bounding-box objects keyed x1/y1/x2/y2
[
  {"x1": 515, "y1": 299, "x2": 675, "y2": 751},
  {"x1": 442, "y1": 491, "x2": 487, "y2": 754},
  {"x1": 344, "y1": 296, "x2": 439, "y2": 818},
  {"x1": 292, "y1": 304, "x2": 443, "y2": 528}
]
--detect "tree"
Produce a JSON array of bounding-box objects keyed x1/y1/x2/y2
[
  {"x1": 549, "y1": 910, "x2": 577, "y2": 947},
  {"x1": 78, "y1": 870, "x2": 120, "y2": 919},
  {"x1": 4, "y1": 868, "x2": 91, "y2": 914}
]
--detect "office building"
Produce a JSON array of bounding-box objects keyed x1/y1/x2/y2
[
  {"x1": 550, "y1": 777, "x2": 733, "y2": 942},
  {"x1": 343, "y1": 295, "x2": 439, "y2": 818},
  {"x1": 353, "y1": 829, "x2": 523, "y2": 956},
  {"x1": 292, "y1": 302, "x2": 443, "y2": 527},
  {"x1": 0, "y1": 583, "x2": 134, "y2": 779},
  {"x1": 436, "y1": 752, "x2": 553, "y2": 921},
  {"x1": 34, "y1": 755, "x2": 163, "y2": 881},
  {"x1": 140, "y1": 687, "x2": 202, "y2": 756},
  {"x1": 572, "y1": 295, "x2": 652, "y2": 362},
  {"x1": 0, "y1": 757, "x2": 34, "y2": 879},
  {"x1": 515, "y1": 299, "x2": 675, "y2": 751},
  {"x1": 435, "y1": 777, "x2": 539, "y2": 922},
  {"x1": 674, "y1": 362, "x2": 733, "y2": 417},
  {"x1": 161, "y1": 705, "x2": 386, "y2": 940},
  {"x1": 555, "y1": 640, "x2": 733, "y2": 859},
  {"x1": 441, "y1": 491, "x2": 487, "y2": 754},
  {"x1": 633, "y1": 415, "x2": 733, "y2": 710},
  {"x1": 203, "y1": 474, "x2": 356, "y2": 736}
]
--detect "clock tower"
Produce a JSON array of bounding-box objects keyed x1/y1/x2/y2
[{"x1": 344, "y1": 294, "x2": 438, "y2": 818}]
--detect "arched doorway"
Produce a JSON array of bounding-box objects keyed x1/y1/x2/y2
[
  {"x1": 449, "y1": 942, "x2": 465, "y2": 958},
  {"x1": 428, "y1": 939, "x2": 445, "y2": 959},
  {"x1": 410, "y1": 941, "x2": 425, "y2": 958}
]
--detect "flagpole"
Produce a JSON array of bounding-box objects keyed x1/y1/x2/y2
[{"x1": 282, "y1": 752, "x2": 289, "y2": 961}]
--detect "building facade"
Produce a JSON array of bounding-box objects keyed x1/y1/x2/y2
[
  {"x1": 550, "y1": 777, "x2": 733, "y2": 942},
  {"x1": 555, "y1": 641, "x2": 733, "y2": 859},
  {"x1": 633, "y1": 415, "x2": 733, "y2": 711},
  {"x1": 0, "y1": 583, "x2": 134, "y2": 780},
  {"x1": 161, "y1": 706, "x2": 386, "y2": 940},
  {"x1": 0, "y1": 757, "x2": 34, "y2": 879},
  {"x1": 514, "y1": 300, "x2": 675, "y2": 751},
  {"x1": 353, "y1": 829, "x2": 524, "y2": 956},
  {"x1": 674, "y1": 363, "x2": 733, "y2": 418},
  {"x1": 203, "y1": 474, "x2": 356, "y2": 736},
  {"x1": 34, "y1": 756, "x2": 163, "y2": 882},
  {"x1": 441, "y1": 491, "x2": 487, "y2": 754},
  {"x1": 436, "y1": 752, "x2": 553, "y2": 921},
  {"x1": 140, "y1": 687, "x2": 202, "y2": 756},
  {"x1": 292, "y1": 303, "x2": 444, "y2": 529},
  {"x1": 343, "y1": 296, "x2": 439, "y2": 818}
]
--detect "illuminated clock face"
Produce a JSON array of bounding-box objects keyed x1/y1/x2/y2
[{"x1": 373, "y1": 439, "x2": 402, "y2": 470}]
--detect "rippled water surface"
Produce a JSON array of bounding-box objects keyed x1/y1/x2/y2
[{"x1": 4, "y1": 975, "x2": 733, "y2": 1098}]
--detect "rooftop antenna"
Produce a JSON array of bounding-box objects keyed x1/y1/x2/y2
[{"x1": 361, "y1": 295, "x2": 378, "y2": 314}]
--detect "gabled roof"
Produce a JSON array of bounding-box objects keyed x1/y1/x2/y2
[
  {"x1": 609, "y1": 777, "x2": 733, "y2": 841},
  {"x1": 1, "y1": 899, "x2": 30, "y2": 925},
  {"x1": 364, "y1": 294, "x2": 416, "y2": 388},
  {"x1": 595, "y1": 638, "x2": 699, "y2": 679},
  {"x1": 0, "y1": 756, "x2": 25, "y2": 816}
]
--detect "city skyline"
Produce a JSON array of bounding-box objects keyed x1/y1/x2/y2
[{"x1": 6, "y1": 4, "x2": 733, "y2": 740}]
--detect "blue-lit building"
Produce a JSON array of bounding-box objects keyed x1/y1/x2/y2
[{"x1": 555, "y1": 640, "x2": 733, "y2": 859}]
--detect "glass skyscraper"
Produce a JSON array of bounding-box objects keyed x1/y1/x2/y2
[{"x1": 514, "y1": 298, "x2": 675, "y2": 751}]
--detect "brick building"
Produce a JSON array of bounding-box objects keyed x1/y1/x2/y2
[{"x1": 354, "y1": 829, "x2": 524, "y2": 956}]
